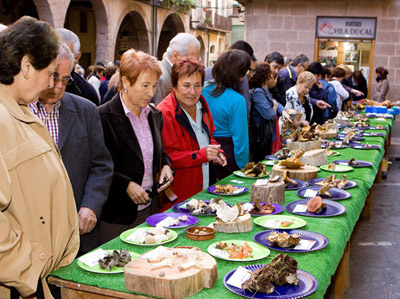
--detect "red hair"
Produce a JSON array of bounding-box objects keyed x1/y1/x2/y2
[
  {"x1": 118, "y1": 49, "x2": 161, "y2": 91},
  {"x1": 171, "y1": 58, "x2": 205, "y2": 88}
]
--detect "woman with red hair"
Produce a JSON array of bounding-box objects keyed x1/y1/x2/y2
[{"x1": 157, "y1": 58, "x2": 226, "y2": 210}]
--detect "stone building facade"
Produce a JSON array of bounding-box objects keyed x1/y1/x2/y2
[{"x1": 238, "y1": 0, "x2": 400, "y2": 101}]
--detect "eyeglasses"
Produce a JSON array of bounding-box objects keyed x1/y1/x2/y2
[
  {"x1": 54, "y1": 76, "x2": 73, "y2": 86},
  {"x1": 246, "y1": 68, "x2": 256, "y2": 76},
  {"x1": 179, "y1": 84, "x2": 203, "y2": 92}
]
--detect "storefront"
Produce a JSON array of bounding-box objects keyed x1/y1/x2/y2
[{"x1": 314, "y1": 16, "x2": 377, "y2": 97}]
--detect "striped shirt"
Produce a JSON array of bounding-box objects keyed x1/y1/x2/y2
[{"x1": 29, "y1": 101, "x2": 61, "y2": 144}]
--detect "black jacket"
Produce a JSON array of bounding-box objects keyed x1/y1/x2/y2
[
  {"x1": 98, "y1": 93, "x2": 171, "y2": 224},
  {"x1": 66, "y1": 70, "x2": 100, "y2": 106}
]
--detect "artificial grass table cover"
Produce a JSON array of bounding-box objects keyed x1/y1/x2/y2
[{"x1": 50, "y1": 124, "x2": 389, "y2": 299}]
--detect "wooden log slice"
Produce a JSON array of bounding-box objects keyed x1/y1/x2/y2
[
  {"x1": 319, "y1": 131, "x2": 337, "y2": 139},
  {"x1": 272, "y1": 164, "x2": 319, "y2": 181},
  {"x1": 287, "y1": 140, "x2": 322, "y2": 151},
  {"x1": 250, "y1": 180, "x2": 285, "y2": 205},
  {"x1": 125, "y1": 248, "x2": 217, "y2": 299},
  {"x1": 213, "y1": 213, "x2": 253, "y2": 233},
  {"x1": 334, "y1": 119, "x2": 351, "y2": 126},
  {"x1": 299, "y1": 149, "x2": 328, "y2": 167},
  {"x1": 325, "y1": 122, "x2": 338, "y2": 131}
]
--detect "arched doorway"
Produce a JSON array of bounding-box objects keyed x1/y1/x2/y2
[
  {"x1": 0, "y1": 0, "x2": 38, "y2": 25},
  {"x1": 115, "y1": 11, "x2": 149, "y2": 60},
  {"x1": 157, "y1": 13, "x2": 185, "y2": 60},
  {"x1": 197, "y1": 35, "x2": 206, "y2": 65}
]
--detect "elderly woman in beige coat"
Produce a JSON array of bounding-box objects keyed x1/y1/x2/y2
[{"x1": 0, "y1": 17, "x2": 79, "y2": 298}]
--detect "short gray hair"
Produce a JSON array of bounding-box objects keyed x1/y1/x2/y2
[
  {"x1": 0, "y1": 24, "x2": 7, "y2": 33},
  {"x1": 57, "y1": 28, "x2": 80, "y2": 58},
  {"x1": 57, "y1": 42, "x2": 75, "y2": 72},
  {"x1": 166, "y1": 33, "x2": 200, "y2": 58}
]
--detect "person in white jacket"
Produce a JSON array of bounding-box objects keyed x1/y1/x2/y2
[{"x1": 329, "y1": 67, "x2": 349, "y2": 111}]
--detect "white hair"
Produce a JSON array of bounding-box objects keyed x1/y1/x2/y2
[
  {"x1": 166, "y1": 33, "x2": 200, "y2": 58},
  {"x1": 0, "y1": 24, "x2": 7, "y2": 33},
  {"x1": 57, "y1": 42, "x2": 75, "y2": 72},
  {"x1": 57, "y1": 28, "x2": 80, "y2": 58}
]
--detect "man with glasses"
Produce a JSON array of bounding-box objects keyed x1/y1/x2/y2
[
  {"x1": 278, "y1": 54, "x2": 310, "y2": 91},
  {"x1": 30, "y1": 43, "x2": 113, "y2": 255}
]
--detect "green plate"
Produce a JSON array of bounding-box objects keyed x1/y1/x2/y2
[
  {"x1": 254, "y1": 215, "x2": 307, "y2": 230},
  {"x1": 233, "y1": 170, "x2": 269, "y2": 179},
  {"x1": 320, "y1": 164, "x2": 353, "y2": 173},
  {"x1": 207, "y1": 240, "x2": 270, "y2": 261},
  {"x1": 120, "y1": 227, "x2": 178, "y2": 246},
  {"x1": 77, "y1": 250, "x2": 140, "y2": 274},
  {"x1": 326, "y1": 151, "x2": 340, "y2": 157},
  {"x1": 262, "y1": 160, "x2": 278, "y2": 166}
]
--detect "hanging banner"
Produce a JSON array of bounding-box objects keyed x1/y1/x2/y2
[{"x1": 316, "y1": 16, "x2": 377, "y2": 39}]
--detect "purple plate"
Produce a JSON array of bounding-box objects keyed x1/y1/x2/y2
[
  {"x1": 336, "y1": 135, "x2": 365, "y2": 141},
  {"x1": 307, "y1": 178, "x2": 357, "y2": 189},
  {"x1": 333, "y1": 160, "x2": 372, "y2": 168},
  {"x1": 285, "y1": 199, "x2": 346, "y2": 217},
  {"x1": 207, "y1": 185, "x2": 248, "y2": 196},
  {"x1": 362, "y1": 132, "x2": 385, "y2": 137},
  {"x1": 244, "y1": 202, "x2": 284, "y2": 216},
  {"x1": 172, "y1": 200, "x2": 231, "y2": 216},
  {"x1": 254, "y1": 229, "x2": 329, "y2": 253},
  {"x1": 368, "y1": 126, "x2": 388, "y2": 130},
  {"x1": 355, "y1": 126, "x2": 371, "y2": 130},
  {"x1": 285, "y1": 179, "x2": 307, "y2": 191},
  {"x1": 146, "y1": 212, "x2": 199, "y2": 228},
  {"x1": 265, "y1": 155, "x2": 279, "y2": 160},
  {"x1": 296, "y1": 186, "x2": 351, "y2": 200},
  {"x1": 224, "y1": 265, "x2": 318, "y2": 299},
  {"x1": 349, "y1": 143, "x2": 381, "y2": 150}
]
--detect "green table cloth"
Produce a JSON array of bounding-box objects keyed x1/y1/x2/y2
[{"x1": 50, "y1": 119, "x2": 391, "y2": 299}]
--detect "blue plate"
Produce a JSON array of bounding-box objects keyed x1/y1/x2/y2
[
  {"x1": 224, "y1": 265, "x2": 318, "y2": 299},
  {"x1": 207, "y1": 185, "x2": 248, "y2": 196},
  {"x1": 336, "y1": 135, "x2": 365, "y2": 141},
  {"x1": 145, "y1": 212, "x2": 199, "y2": 228},
  {"x1": 254, "y1": 229, "x2": 329, "y2": 253},
  {"x1": 265, "y1": 155, "x2": 279, "y2": 160},
  {"x1": 362, "y1": 132, "x2": 385, "y2": 137},
  {"x1": 285, "y1": 199, "x2": 347, "y2": 217},
  {"x1": 368, "y1": 126, "x2": 388, "y2": 130},
  {"x1": 172, "y1": 200, "x2": 231, "y2": 216},
  {"x1": 307, "y1": 178, "x2": 357, "y2": 189},
  {"x1": 333, "y1": 160, "x2": 372, "y2": 168},
  {"x1": 349, "y1": 143, "x2": 381, "y2": 150},
  {"x1": 296, "y1": 186, "x2": 351, "y2": 200},
  {"x1": 285, "y1": 179, "x2": 307, "y2": 191}
]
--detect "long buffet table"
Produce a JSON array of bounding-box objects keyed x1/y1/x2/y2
[{"x1": 49, "y1": 116, "x2": 394, "y2": 299}]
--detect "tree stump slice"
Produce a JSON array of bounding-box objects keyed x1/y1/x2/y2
[
  {"x1": 213, "y1": 213, "x2": 253, "y2": 233},
  {"x1": 299, "y1": 149, "x2": 328, "y2": 166},
  {"x1": 125, "y1": 248, "x2": 217, "y2": 299},
  {"x1": 319, "y1": 131, "x2": 337, "y2": 139},
  {"x1": 287, "y1": 140, "x2": 322, "y2": 151},
  {"x1": 250, "y1": 180, "x2": 285, "y2": 205},
  {"x1": 272, "y1": 164, "x2": 319, "y2": 181},
  {"x1": 335, "y1": 119, "x2": 351, "y2": 126}
]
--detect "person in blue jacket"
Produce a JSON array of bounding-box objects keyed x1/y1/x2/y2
[{"x1": 202, "y1": 49, "x2": 250, "y2": 179}]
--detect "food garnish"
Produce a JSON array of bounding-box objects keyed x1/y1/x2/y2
[
  {"x1": 241, "y1": 162, "x2": 268, "y2": 177},
  {"x1": 348, "y1": 158, "x2": 358, "y2": 166},
  {"x1": 280, "y1": 220, "x2": 294, "y2": 227},
  {"x1": 266, "y1": 231, "x2": 301, "y2": 248},
  {"x1": 186, "y1": 197, "x2": 226, "y2": 214},
  {"x1": 215, "y1": 241, "x2": 253, "y2": 259},
  {"x1": 98, "y1": 249, "x2": 132, "y2": 271},
  {"x1": 249, "y1": 200, "x2": 275, "y2": 215},
  {"x1": 214, "y1": 184, "x2": 238, "y2": 194},
  {"x1": 328, "y1": 163, "x2": 336, "y2": 170},
  {"x1": 279, "y1": 150, "x2": 305, "y2": 169}
]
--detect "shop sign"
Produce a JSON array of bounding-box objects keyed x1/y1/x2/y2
[{"x1": 316, "y1": 17, "x2": 377, "y2": 39}]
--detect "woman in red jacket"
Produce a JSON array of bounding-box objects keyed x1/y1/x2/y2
[{"x1": 157, "y1": 58, "x2": 226, "y2": 211}]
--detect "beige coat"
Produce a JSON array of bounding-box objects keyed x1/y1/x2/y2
[{"x1": 0, "y1": 84, "x2": 79, "y2": 298}]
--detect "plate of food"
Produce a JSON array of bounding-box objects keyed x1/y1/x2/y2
[
  {"x1": 77, "y1": 249, "x2": 139, "y2": 274},
  {"x1": 284, "y1": 178, "x2": 307, "y2": 191},
  {"x1": 336, "y1": 135, "x2": 365, "y2": 141},
  {"x1": 285, "y1": 198, "x2": 347, "y2": 217},
  {"x1": 262, "y1": 160, "x2": 278, "y2": 166},
  {"x1": 362, "y1": 132, "x2": 385, "y2": 137},
  {"x1": 349, "y1": 143, "x2": 381, "y2": 150},
  {"x1": 333, "y1": 159, "x2": 372, "y2": 168},
  {"x1": 207, "y1": 240, "x2": 270, "y2": 261},
  {"x1": 368, "y1": 126, "x2": 388, "y2": 130},
  {"x1": 223, "y1": 256, "x2": 318, "y2": 299},
  {"x1": 172, "y1": 198, "x2": 231, "y2": 215},
  {"x1": 120, "y1": 226, "x2": 178, "y2": 246},
  {"x1": 254, "y1": 215, "x2": 307, "y2": 230},
  {"x1": 242, "y1": 201, "x2": 284, "y2": 216},
  {"x1": 234, "y1": 162, "x2": 269, "y2": 178},
  {"x1": 320, "y1": 163, "x2": 353, "y2": 173},
  {"x1": 253, "y1": 229, "x2": 329, "y2": 253},
  {"x1": 321, "y1": 140, "x2": 348, "y2": 149},
  {"x1": 145, "y1": 212, "x2": 199, "y2": 228},
  {"x1": 207, "y1": 184, "x2": 248, "y2": 196},
  {"x1": 296, "y1": 186, "x2": 351, "y2": 200},
  {"x1": 307, "y1": 176, "x2": 357, "y2": 189},
  {"x1": 325, "y1": 149, "x2": 340, "y2": 156}
]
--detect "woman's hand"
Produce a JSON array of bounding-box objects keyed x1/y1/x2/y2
[
  {"x1": 213, "y1": 152, "x2": 227, "y2": 166},
  {"x1": 351, "y1": 89, "x2": 364, "y2": 97},
  {"x1": 315, "y1": 81, "x2": 323, "y2": 89},
  {"x1": 126, "y1": 181, "x2": 150, "y2": 205},
  {"x1": 206, "y1": 144, "x2": 220, "y2": 161},
  {"x1": 316, "y1": 100, "x2": 331, "y2": 110},
  {"x1": 300, "y1": 120, "x2": 310, "y2": 127},
  {"x1": 281, "y1": 110, "x2": 292, "y2": 123},
  {"x1": 266, "y1": 75, "x2": 277, "y2": 89},
  {"x1": 157, "y1": 165, "x2": 174, "y2": 193},
  {"x1": 272, "y1": 99, "x2": 278, "y2": 113}
]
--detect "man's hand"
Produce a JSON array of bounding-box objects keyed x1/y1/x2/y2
[
  {"x1": 157, "y1": 165, "x2": 174, "y2": 193},
  {"x1": 316, "y1": 100, "x2": 331, "y2": 110},
  {"x1": 213, "y1": 152, "x2": 227, "y2": 166},
  {"x1": 78, "y1": 207, "x2": 97, "y2": 235},
  {"x1": 126, "y1": 181, "x2": 150, "y2": 205}
]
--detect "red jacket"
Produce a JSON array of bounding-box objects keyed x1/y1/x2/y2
[{"x1": 157, "y1": 92, "x2": 222, "y2": 211}]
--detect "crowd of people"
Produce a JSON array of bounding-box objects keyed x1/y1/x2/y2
[{"x1": 0, "y1": 16, "x2": 391, "y2": 298}]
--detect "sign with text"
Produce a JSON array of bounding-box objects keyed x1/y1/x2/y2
[{"x1": 316, "y1": 17, "x2": 377, "y2": 39}]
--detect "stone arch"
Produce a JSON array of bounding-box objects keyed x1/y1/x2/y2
[
  {"x1": 157, "y1": 13, "x2": 186, "y2": 60},
  {"x1": 197, "y1": 35, "x2": 206, "y2": 65},
  {"x1": 0, "y1": 0, "x2": 39, "y2": 24}
]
